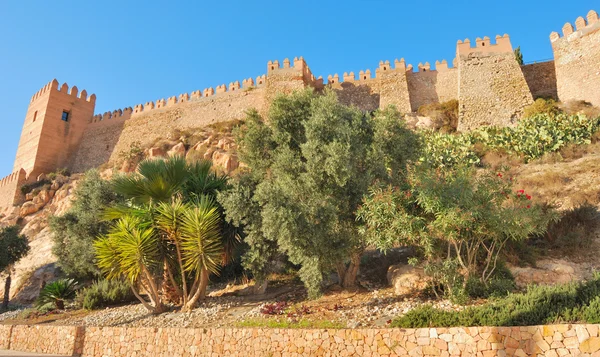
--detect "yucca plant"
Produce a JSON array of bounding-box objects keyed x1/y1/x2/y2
[{"x1": 35, "y1": 278, "x2": 78, "y2": 310}]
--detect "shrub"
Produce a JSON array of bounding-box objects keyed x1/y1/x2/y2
[
  {"x1": 417, "y1": 100, "x2": 459, "y2": 132},
  {"x1": 359, "y1": 167, "x2": 555, "y2": 295},
  {"x1": 35, "y1": 279, "x2": 78, "y2": 310},
  {"x1": 118, "y1": 140, "x2": 144, "y2": 164},
  {"x1": 76, "y1": 279, "x2": 136, "y2": 310},
  {"x1": 20, "y1": 179, "x2": 50, "y2": 195},
  {"x1": 522, "y1": 98, "x2": 562, "y2": 118},
  {"x1": 391, "y1": 273, "x2": 600, "y2": 328},
  {"x1": 419, "y1": 131, "x2": 480, "y2": 169},
  {"x1": 478, "y1": 113, "x2": 600, "y2": 162},
  {"x1": 50, "y1": 170, "x2": 123, "y2": 279}
]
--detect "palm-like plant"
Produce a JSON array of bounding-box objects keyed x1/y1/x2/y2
[
  {"x1": 35, "y1": 279, "x2": 78, "y2": 310},
  {"x1": 97, "y1": 156, "x2": 233, "y2": 313},
  {"x1": 95, "y1": 216, "x2": 166, "y2": 313}
]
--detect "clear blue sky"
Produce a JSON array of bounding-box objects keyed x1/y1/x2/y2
[{"x1": 0, "y1": 0, "x2": 594, "y2": 177}]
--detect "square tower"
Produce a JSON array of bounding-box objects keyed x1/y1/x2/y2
[{"x1": 13, "y1": 79, "x2": 96, "y2": 179}]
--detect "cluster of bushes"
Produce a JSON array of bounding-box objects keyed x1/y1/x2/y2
[
  {"x1": 420, "y1": 112, "x2": 600, "y2": 168},
  {"x1": 76, "y1": 279, "x2": 136, "y2": 310},
  {"x1": 392, "y1": 273, "x2": 600, "y2": 328}
]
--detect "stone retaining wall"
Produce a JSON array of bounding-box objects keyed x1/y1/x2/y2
[{"x1": 3, "y1": 323, "x2": 600, "y2": 356}]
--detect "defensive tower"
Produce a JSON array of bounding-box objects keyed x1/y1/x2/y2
[{"x1": 13, "y1": 79, "x2": 96, "y2": 179}]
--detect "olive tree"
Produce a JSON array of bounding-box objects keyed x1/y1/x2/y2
[{"x1": 219, "y1": 89, "x2": 419, "y2": 298}]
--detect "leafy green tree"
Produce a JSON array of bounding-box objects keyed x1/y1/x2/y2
[
  {"x1": 219, "y1": 89, "x2": 419, "y2": 298},
  {"x1": 0, "y1": 226, "x2": 30, "y2": 310},
  {"x1": 359, "y1": 166, "x2": 556, "y2": 289},
  {"x1": 50, "y1": 170, "x2": 123, "y2": 279}
]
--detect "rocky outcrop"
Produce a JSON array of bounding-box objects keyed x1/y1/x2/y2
[{"x1": 387, "y1": 264, "x2": 430, "y2": 296}]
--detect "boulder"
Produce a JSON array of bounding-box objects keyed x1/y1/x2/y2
[
  {"x1": 387, "y1": 264, "x2": 430, "y2": 296},
  {"x1": 50, "y1": 181, "x2": 60, "y2": 191},
  {"x1": 168, "y1": 142, "x2": 186, "y2": 158},
  {"x1": 25, "y1": 193, "x2": 33, "y2": 201},
  {"x1": 149, "y1": 147, "x2": 166, "y2": 158},
  {"x1": 19, "y1": 202, "x2": 39, "y2": 217},
  {"x1": 203, "y1": 147, "x2": 216, "y2": 160},
  {"x1": 212, "y1": 151, "x2": 239, "y2": 173}
]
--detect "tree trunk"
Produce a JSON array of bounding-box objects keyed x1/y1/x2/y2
[
  {"x1": 2, "y1": 274, "x2": 11, "y2": 310},
  {"x1": 182, "y1": 269, "x2": 209, "y2": 312},
  {"x1": 252, "y1": 279, "x2": 268, "y2": 295},
  {"x1": 56, "y1": 299, "x2": 65, "y2": 310},
  {"x1": 342, "y1": 252, "x2": 361, "y2": 289}
]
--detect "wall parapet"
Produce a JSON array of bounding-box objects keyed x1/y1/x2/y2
[
  {"x1": 30, "y1": 79, "x2": 96, "y2": 104},
  {"x1": 457, "y1": 34, "x2": 512, "y2": 56},
  {"x1": 550, "y1": 10, "x2": 600, "y2": 42}
]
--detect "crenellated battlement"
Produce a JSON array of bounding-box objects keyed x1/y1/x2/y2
[
  {"x1": 30, "y1": 79, "x2": 96, "y2": 104},
  {"x1": 457, "y1": 35, "x2": 512, "y2": 56},
  {"x1": 550, "y1": 10, "x2": 599, "y2": 42},
  {"x1": 91, "y1": 107, "x2": 133, "y2": 124},
  {"x1": 0, "y1": 169, "x2": 25, "y2": 188}
]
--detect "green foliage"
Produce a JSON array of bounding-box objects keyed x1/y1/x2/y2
[
  {"x1": 47, "y1": 168, "x2": 71, "y2": 181},
  {"x1": 523, "y1": 98, "x2": 562, "y2": 118},
  {"x1": 98, "y1": 157, "x2": 227, "y2": 313},
  {"x1": 420, "y1": 113, "x2": 600, "y2": 168},
  {"x1": 220, "y1": 89, "x2": 419, "y2": 298},
  {"x1": 419, "y1": 131, "x2": 480, "y2": 169},
  {"x1": 50, "y1": 170, "x2": 123, "y2": 279},
  {"x1": 0, "y1": 226, "x2": 29, "y2": 273},
  {"x1": 479, "y1": 113, "x2": 600, "y2": 162},
  {"x1": 359, "y1": 166, "x2": 556, "y2": 293},
  {"x1": 20, "y1": 179, "x2": 51, "y2": 195},
  {"x1": 35, "y1": 279, "x2": 78, "y2": 310},
  {"x1": 76, "y1": 279, "x2": 136, "y2": 310},
  {"x1": 514, "y1": 46, "x2": 524, "y2": 65},
  {"x1": 392, "y1": 273, "x2": 600, "y2": 328}
]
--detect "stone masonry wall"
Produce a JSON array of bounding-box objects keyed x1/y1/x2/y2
[
  {"x1": 71, "y1": 86, "x2": 267, "y2": 172},
  {"x1": 551, "y1": 10, "x2": 600, "y2": 107},
  {"x1": 4, "y1": 323, "x2": 600, "y2": 356},
  {"x1": 457, "y1": 36, "x2": 533, "y2": 131},
  {"x1": 406, "y1": 65, "x2": 459, "y2": 111},
  {"x1": 521, "y1": 61, "x2": 558, "y2": 100},
  {"x1": 5, "y1": 325, "x2": 83, "y2": 356},
  {"x1": 0, "y1": 169, "x2": 26, "y2": 213}
]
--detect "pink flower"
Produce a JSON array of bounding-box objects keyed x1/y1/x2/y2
[
  {"x1": 527, "y1": 205, "x2": 531, "y2": 209},
  {"x1": 497, "y1": 173, "x2": 503, "y2": 178},
  {"x1": 518, "y1": 189, "x2": 525, "y2": 194},
  {"x1": 526, "y1": 194, "x2": 532, "y2": 200}
]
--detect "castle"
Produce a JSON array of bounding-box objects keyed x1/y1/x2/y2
[{"x1": 0, "y1": 10, "x2": 598, "y2": 211}]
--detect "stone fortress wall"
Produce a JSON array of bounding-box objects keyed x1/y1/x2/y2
[
  {"x1": 1, "y1": 10, "x2": 598, "y2": 211},
  {"x1": 3, "y1": 323, "x2": 600, "y2": 357}
]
